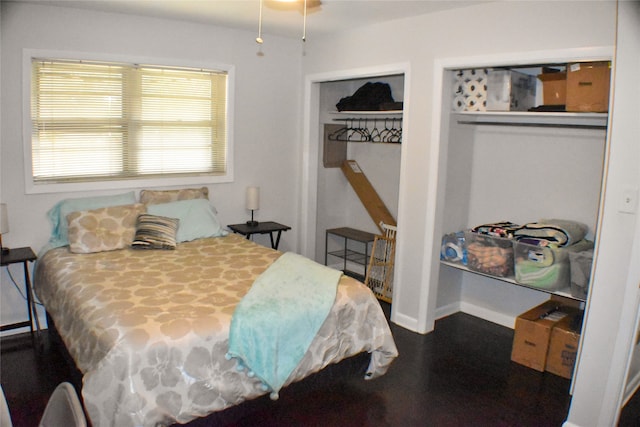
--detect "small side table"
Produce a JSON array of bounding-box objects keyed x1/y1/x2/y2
[
  {"x1": 227, "y1": 221, "x2": 291, "y2": 250},
  {"x1": 1, "y1": 247, "x2": 40, "y2": 336}
]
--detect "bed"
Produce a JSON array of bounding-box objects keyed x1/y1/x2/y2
[{"x1": 33, "y1": 189, "x2": 398, "y2": 427}]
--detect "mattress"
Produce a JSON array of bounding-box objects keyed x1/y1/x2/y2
[{"x1": 34, "y1": 233, "x2": 398, "y2": 427}]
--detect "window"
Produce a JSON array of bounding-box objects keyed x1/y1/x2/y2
[{"x1": 30, "y1": 58, "x2": 228, "y2": 185}]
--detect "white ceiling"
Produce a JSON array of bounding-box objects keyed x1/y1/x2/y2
[{"x1": 15, "y1": 0, "x2": 485, "y2": 40}]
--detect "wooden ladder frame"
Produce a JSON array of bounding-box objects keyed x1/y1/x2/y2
[{"x1": 364, "y1": 224, "x2": 397, "y2": 303}]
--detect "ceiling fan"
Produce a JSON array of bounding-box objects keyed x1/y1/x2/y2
[{"x1": 256, "y1": 0, "x2": 322, "y2": 44}]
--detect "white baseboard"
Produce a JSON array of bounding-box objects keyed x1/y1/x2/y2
[
  {"x1": 459, "y1": 301, "x2": 516, "y2": 329},
  {"x1": 391, "y1": 310, "x2": 420, "y2": 332},
  {"x1": 391, "y1": 300, "x2": 516, "y2": 335},
  {"x1": 437, "y1": 301, "x2": 516, "y2": 329},
  {"x1": 435, "y1": 301, "x2": 460, "y2": 320}
]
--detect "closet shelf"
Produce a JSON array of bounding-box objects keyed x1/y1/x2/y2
[
  {"x1": 454, "y1": 111, "x2": 608, "y2": 128},
  {"x1": 440, "y1": 260, "x2": 585, "y2": 302},
  {"x1": 330, "y1": 110, "x2": 403, "y2": 116}
]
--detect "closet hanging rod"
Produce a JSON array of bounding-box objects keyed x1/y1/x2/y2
[
  {"x1": 327, "y1": 117, "x2": 402, "y2": 144},
  {"x1": 332, "y1": 117, "x2": 401, "y2": 122}
]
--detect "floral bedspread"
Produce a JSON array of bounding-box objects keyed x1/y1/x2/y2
[{"x1": 34, "y1": 233, "x2": 398, "y2": 427}]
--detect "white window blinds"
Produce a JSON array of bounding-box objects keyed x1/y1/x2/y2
[{"x1": 31, "y1": 59, "x2": 228, "y2": 184}]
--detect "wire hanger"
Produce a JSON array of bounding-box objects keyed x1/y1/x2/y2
[{"x1": 329, "y1": 117, "x2": 402, "y2": 144}]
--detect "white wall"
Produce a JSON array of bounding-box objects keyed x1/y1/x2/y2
[{"x1": 0, "y1": 2, "x2": 303, "y2": 331}]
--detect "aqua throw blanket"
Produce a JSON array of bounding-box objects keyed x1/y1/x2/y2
[{"x1": 226, "y1": 252, "x2": 341, "y2": 399}]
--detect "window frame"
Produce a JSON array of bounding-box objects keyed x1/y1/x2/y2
[{"x1": 22, "y1": 49, "x2": 235, "y2": 194}]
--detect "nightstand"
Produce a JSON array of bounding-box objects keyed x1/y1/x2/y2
[
  {"x1": 1, "y1": 247, "x2": 39, "y2": 336},
  {"x1": 227, "y1": 221, "x2": 291, "y2": 250}
]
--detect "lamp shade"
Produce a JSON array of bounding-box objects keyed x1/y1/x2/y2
[
  {"x1": 0, "y1": 204, "x2": 8, "y2": 234},
  {"x1": 246, "y1": 187, "x2": 260, "y2": 211}
]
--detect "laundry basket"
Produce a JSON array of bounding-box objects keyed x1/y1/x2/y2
[{"x1": 364, "y1": 224, "x2": 396, "y2": 303}]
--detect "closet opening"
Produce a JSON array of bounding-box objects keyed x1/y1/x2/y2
[
  {"x1": 306, "y1": 71, "x2": 405, "y2": 306},
  {"x1": 424, "y1": 49, "x2": 612, "y2": 396}
]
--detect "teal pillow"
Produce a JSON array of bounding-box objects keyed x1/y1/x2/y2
[
  {"x1": 147, "y1": 198, "x2": 227, "y2": 242},
  {"x1": 46, "y1": 191, "x2": 137, "y2": 249}
]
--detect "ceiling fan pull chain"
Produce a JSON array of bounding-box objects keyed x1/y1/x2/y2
[
  {"x1": 302, "y1": 0, "x2": 307, "y2": 42},
  {"x1": 256, "y1": 0, "x2": 264, "y2": 44}
]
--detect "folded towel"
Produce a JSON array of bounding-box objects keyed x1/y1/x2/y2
[
  {"x1": 515, "y1": 239, "x2": 594, "y2": 290},
  {"x1": 518, "y1": 245, "x2": 556, "y2": 268},
  {"x1": 516, "y1": 262, "x2": 565, "y2": 289},
  {"x1": 227, "y1": 252, "x2": 341, "y2": 399},
  {"x1": 471, "y1": 221, "x2": 521, "y2": 238},
  {"x1": 514, "y1": 219, "x2": 588, "y2": 247}
]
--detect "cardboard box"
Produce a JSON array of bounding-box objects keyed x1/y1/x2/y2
[
  {"x1": 538, "y1": 71, "x2": 567, "y2": 106},
  {"x1": 511, "y1": 300, "x2": 575, "y2": 372},
  {"x1": 546, "y1": 311, "x2": 583, "y2": 379},
  {"x1": 566, "y1": 61, "x2": 611, "y2": 112},
  {"x1": 487, "y1": 69, "x2": 536, "y2": 111}
]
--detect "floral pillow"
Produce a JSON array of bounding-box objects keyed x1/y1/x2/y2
[
  {"x1": 139, "y1": 187, "x2": 209, "y2": 205},
  {"x1": 46, "y1": 191, "x2": 137, "y2": 249},
  {"x1": 67, "y1": 204, "x2": 146, "y2": 254}
]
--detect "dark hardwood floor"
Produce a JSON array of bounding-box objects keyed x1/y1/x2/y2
[{"x1": 2, "y1": 304, "x2": 640, "y2": 426}]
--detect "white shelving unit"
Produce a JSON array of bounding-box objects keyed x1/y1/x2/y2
[
  {"x1": 453, "y1": 111, "x2": 607, "y2": 128},
  {"x1": 329, "y1": 110, "x2": 403, "y2": 116},
  {"x1": 435, "y1": 61, "x2": 609, "y2": 325},
  {"x1": 440, "y1": 260, "x2": 581, "y2": 301},
  {"x1": 328, "y1": 110, "x2": 404, "y2": 144}
]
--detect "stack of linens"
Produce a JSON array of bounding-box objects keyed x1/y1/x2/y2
[{"x1": 514, "y1": 219, "x2": 593, "y2": 291}]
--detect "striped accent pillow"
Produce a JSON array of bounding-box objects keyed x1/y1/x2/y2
[{"x1": 132, "y1": 214, "x2": 179, "y2": 250}]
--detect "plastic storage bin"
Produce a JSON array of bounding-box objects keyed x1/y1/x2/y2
[
  {"x1": 569, "y1": 249, "x2": 593, "y2": 299},
  {"x1": 464, "y1": 230, "x2": 514, "y2": 277},
  {"x1": 514, "y1": 242, "x2": 571, "y2": 291},
  {"x1": 440, "y1": 232, "x2": 467, "y2": 265},
  {"x1": 486, "y1": 69, "x2": 536, "y2": 111}
]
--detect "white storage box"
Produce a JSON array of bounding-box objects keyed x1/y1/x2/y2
[{"x1": 487, "y1": 70, "x2": 536, "y2": 111}]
